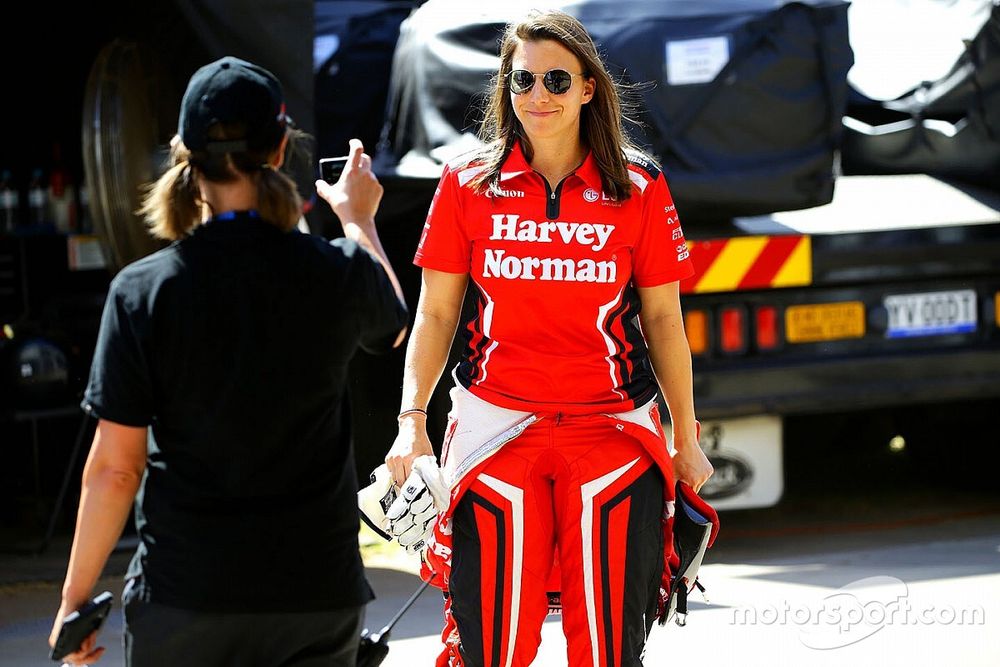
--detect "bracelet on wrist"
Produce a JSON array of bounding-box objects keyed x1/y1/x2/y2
[{"x1": 397, "y1": 408, "x2": 428, "y2": 421}]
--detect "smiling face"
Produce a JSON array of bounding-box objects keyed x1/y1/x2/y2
[{"x1": 510, "y1": 39, "x2": 595, "y2": 149}]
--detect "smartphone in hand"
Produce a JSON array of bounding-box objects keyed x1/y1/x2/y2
[
  {"x1": 319, "y1": 156, "x2": 350, "y2": 184},
  {"x1": 50, "y1": 591, "x2": 114, "y2": 661}
]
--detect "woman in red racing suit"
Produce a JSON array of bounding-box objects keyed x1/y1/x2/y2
[{"x1": 386, "y1": 9, "x2": 714, "y2": 666}]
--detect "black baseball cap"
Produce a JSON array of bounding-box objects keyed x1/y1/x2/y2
[{"x1": 179, "y1": 56, "x2": 290, "y2": 154}]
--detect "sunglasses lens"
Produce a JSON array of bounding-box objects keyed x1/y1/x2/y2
[
  {"x1": 510, "y1": 70, "x2": 535, "y2": 94},
  {"x1": 544, "y1": 69, "x2": 573, "y2": 94}
]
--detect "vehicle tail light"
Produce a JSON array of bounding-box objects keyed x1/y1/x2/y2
[
  {"x1": 684, "y1": 310, "x2": 709, "y2": 355},
  {"x1": 755, "y1": 305, "x2": 780, "y2": 350},
  {"x1": 720, "y1": 306, "x2": 747, "y2": 354}
]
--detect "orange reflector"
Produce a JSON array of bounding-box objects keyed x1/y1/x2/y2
[
  {"x1": 755, "y1": 306, "x2": 779, "y2": 350},
  {"x1": 685, "y1": 310, "x2": 709, "y2": 355},
  {"x1": 720, "y1": 307, "x2": 746, "y2": 353}
]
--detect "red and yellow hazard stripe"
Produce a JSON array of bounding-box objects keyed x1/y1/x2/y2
[{"x1": 680, "y1": 235, "x2": 812, "y2": 294}]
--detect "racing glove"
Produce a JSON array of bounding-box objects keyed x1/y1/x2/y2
[
  {"x1": 386, "y1": 455, "x2": 450, "y2": 552},
  {"x1": 358, "y1": 456, "x2": 449, "y2": 552}
]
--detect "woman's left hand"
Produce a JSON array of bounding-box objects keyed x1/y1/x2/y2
[
  {"x1": 49, "y1": 599, "x2": 106, "y2": 666},
  {"x1": 672, "y1": 435, "x2": 714, "y2": 494}
]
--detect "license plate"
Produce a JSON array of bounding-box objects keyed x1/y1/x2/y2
[
  {"x1": 785, "y1": 301, "x2": 865, "y2": 343},
  {"x1": 884, "y1": 289, "x2": 977, "y2": 338}
]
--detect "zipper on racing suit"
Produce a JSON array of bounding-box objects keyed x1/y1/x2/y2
[{"x1": 541, "y1": 174, "x2": 571, "y2": 220}]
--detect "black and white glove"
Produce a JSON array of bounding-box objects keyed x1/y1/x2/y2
[
  {"x1": 386, "y1": 455, "x2": 450, "y2": 552},
  {"x1": 357, "y1": 456, "x2": 449, "y2": 552}
]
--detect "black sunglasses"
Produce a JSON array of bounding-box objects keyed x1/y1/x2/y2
[{"x1": 508, "y1": 69, "x2": 584, "y2": 95}]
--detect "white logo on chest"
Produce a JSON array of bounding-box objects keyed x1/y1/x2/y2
[
  {"x1": 483, "y1": 214, "x2": 618, "y2": 283},
  {"x1": 488, "y1": 214, "x2": 614, "y2": 252}
]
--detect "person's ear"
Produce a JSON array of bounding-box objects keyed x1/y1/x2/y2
[{"x1": 581, "y1": 76, "x2": 596, "y2": 105}]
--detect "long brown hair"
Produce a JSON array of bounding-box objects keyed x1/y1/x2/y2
[
  {"x1": 140, "y1": 122, "x2": 303, "y2": 241},
  {"x1": 470, "y1": 9, "x2": 640, "y2": 201}
]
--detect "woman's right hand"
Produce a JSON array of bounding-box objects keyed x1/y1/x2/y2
[
  {"x1": 314, "y1": 138, "x2": 383, "y2": 234},
  {"x1": 386, "y1": 416, "x2": 436, "y2": 487}
]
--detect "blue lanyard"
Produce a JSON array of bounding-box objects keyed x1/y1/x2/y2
[{"x1": 214, "y1": 210, "x2": 260, "y2": 222}]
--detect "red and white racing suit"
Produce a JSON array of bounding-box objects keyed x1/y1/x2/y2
[{"x1": 414, "y1": 142, "x2": 695, "y2": 666}]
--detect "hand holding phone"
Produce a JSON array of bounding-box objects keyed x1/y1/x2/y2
[
  {"x1": 319, "y1": 156, "x2": 350, "y2": 184},
  {"x1": 315, "y1": 140, "x2": 383, "y2": 226},
  {"x1": 50, "y1": 591, "x2": 114, "y2": 661}
]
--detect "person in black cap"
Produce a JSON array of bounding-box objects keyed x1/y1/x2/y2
[{"x1": 49, "y1": 56, "x2": 408, "y2": 666}]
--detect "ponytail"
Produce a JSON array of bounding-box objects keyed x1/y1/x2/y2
[
  {"x1": 254, "y1": 166, "x2": 302, "y2": 232},
  {"x1": 139, "y1": 143, "x2": 201, "y2": 241}
]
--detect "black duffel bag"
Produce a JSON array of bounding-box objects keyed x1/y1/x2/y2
[{"x1": 596, "y1": 1, "x2": 853, "y2": 218}]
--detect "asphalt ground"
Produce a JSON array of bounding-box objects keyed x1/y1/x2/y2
[
  {"x1": 3, "y1": 484, "x2": 999, "y2": 666},
  {"x1": 2, "y1": 403, "x2": 999, "y2": 665}
]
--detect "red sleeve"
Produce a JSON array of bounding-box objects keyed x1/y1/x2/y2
[
  {"x1": 632, "y1": 172, "x2": 695, "y2": 287},
  {"x1": 413, "y1": 165, "x2": 471, "y2": 273}
]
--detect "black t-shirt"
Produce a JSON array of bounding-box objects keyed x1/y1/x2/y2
[{"x1": 82, "y1": 211, "x2": 407, "y2": 612}]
